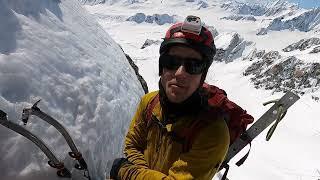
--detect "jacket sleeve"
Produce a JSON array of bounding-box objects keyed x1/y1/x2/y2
[
  {"x1": 118, "y1": 92, "x2": 230, "y2": 180},
  {"x1": 121, "y1": 94, "x2": 150, "y2": 168},
  {"x1": 118, "y1": 92, "x2": 169, "y2": 179}
]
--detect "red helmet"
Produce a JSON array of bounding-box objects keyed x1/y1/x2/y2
[{"x1": 159, "y1": 16, "x2": 216, "y2": 66}]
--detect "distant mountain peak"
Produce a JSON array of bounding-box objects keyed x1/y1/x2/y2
[{"x1": 257, "y1": 8, "x2": 320, "y2": 35}]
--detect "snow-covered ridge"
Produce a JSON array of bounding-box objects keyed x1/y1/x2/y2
[
  {"x1": 220, "y1": 1, "x2": 265, "y2": 16},
  {"x1": 264, "y1": 0, "x2": 298, "y2": 17},
  {"x1": 79, "y1": 0, "x2": 146, "y2": 5},
  {"x1": 0, "y1": 0, "x2": 144, "y2": 180},
  {"x1": 257, "y1": 8, "x2": 320, "y2": 35},
  {"x1": 220, "y1": 0, "x2": 297, "y2": 17},
  {"x1": 282, "y1": 37, "x2": 320, "y2": 52},
  {"x1": 127, "y1": 13, "x2": 179, "y2": 25},
  {"x1": 218, "y1": 0, "x2": 320, "y2": 35},
  {"x1": 220, "y1": 0, "x2": 298, "y2": 17},
  {"x1": 221, "y1": 15, "x2": 256, "y2": 21},
  {"x1": 78, "y1": 0, "x2": 106, "y2": 5},
  {"x1": 185, "y1": 0, "x2": 209, "y2": 9}
]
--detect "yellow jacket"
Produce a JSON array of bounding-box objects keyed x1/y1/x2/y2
[{"x1": 118, "y1": 91, "x2": 230, "y2": 180}]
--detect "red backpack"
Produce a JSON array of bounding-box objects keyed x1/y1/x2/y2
[{"x1": 145, "y1": 83, "x2": 254, "y2": 152}]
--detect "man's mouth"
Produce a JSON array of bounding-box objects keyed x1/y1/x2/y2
[{"x1": 169, "y1": 83, "x2": 186, "y2": 89}]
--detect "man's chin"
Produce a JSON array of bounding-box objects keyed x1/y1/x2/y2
[{"x1": 167, "y1": 92, "x2": 186, "y2": 103}]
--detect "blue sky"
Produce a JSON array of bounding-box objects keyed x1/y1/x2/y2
[{"x1": 287, "y1": 0, "x2": 320, "y2": 9}]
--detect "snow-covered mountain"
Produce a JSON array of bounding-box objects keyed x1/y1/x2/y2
[
  {"x1": 257, "y1": 8, "x2": 320, "y2": 35},
  {"x1": 220, "y1": 1, "x2": 266, "y2": 16},
  {"x1": 220, "y1": 0, "x2": 298, "y2": 17},
  {"x1": 219, "y1": 0, "x2": 320, "y2": 35},
  {"x1": 221, "y1": 15, "x2": 257, "y2": 21},
  {"x1": 0, "y1": 0, "x2": 143, "y2": 180},
  {"x1": 264, "y1": 0, "x2": 298, "y2": 16},
  {"x1": 79, "y1": 0, "x2": 149, "y2": 5}
]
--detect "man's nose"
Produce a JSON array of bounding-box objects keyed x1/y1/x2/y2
[{"x1": 174, "y1": 65, "x2": 188, "y2": 77}]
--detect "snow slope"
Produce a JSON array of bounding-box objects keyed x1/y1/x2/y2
[{"x1": 0, "y1": 0, "x2": 143, "y2": 180}]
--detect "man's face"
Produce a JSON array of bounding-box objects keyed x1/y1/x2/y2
[{"x1": 160, "y1": 46, "x2": 203, "y2": 103}]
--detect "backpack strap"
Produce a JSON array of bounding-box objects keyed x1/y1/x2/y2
[
  {"x1": 145, "y1": 93, "x2": 160, "y2": 126},
  {"x1": 203, "y1": 84, "x2": 227, "y2": 107}
]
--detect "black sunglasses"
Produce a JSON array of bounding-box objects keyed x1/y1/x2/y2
[{"x1": 159, "y1": 54, "x2": 207, "y2": 75}]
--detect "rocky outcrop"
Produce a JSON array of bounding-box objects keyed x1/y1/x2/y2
[
  {"x1": 282, "y1": 38, "x2": 320, "y2": 52},
  {"x1": 207, "y1": 26, "x2": 219, "y2": 37},
  {"x1": 244, "y1": 50, "x2": 282, "y2": 76},
  {"x1": 213, "y1": 32, "x2": 254, "y2": 62},
  {"x1": 125, "y1": 54, "x2": 149, "y2": 94},
  {"x1": 127, "y1": 13, "x2": 178, "y2": 25},
  {"x1": 212, "y1": 48, "x2": 226, "y2": 62},
  {"x1": 118, "y1": 45, "x2": 148, "y2": 94},
  {"x1": 261, "y1": 51, "x2": 282, "y2": 63},
  {"x1": 244, "y1": 55, "x2": 320, "y2": 94},
  {"x1": 256, "y1": 28, "x2": 268, "y2": 35},
  {"x1": 197, "y1": 0, "x2": 208, "y2": 9},
  {"x1": 141, "y1": 39, "x2": 162, "y2": 49},
  {"x1": 310, "y1": 46, "x2": 320, "y2": 54},
  {"x1": 220, "y1": 2, "x2": 233, "y2": 10},
  {"x1": 221, "y1": 15, "x2": 256, "y2": 21},
  {"x1": 244, "y1": 49, "x2": 266, "y2": 61}
]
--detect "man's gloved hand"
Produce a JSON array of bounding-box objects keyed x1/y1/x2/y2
[{"x1": 110, "y1": 158, "x2": 131, "y2": 180}]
